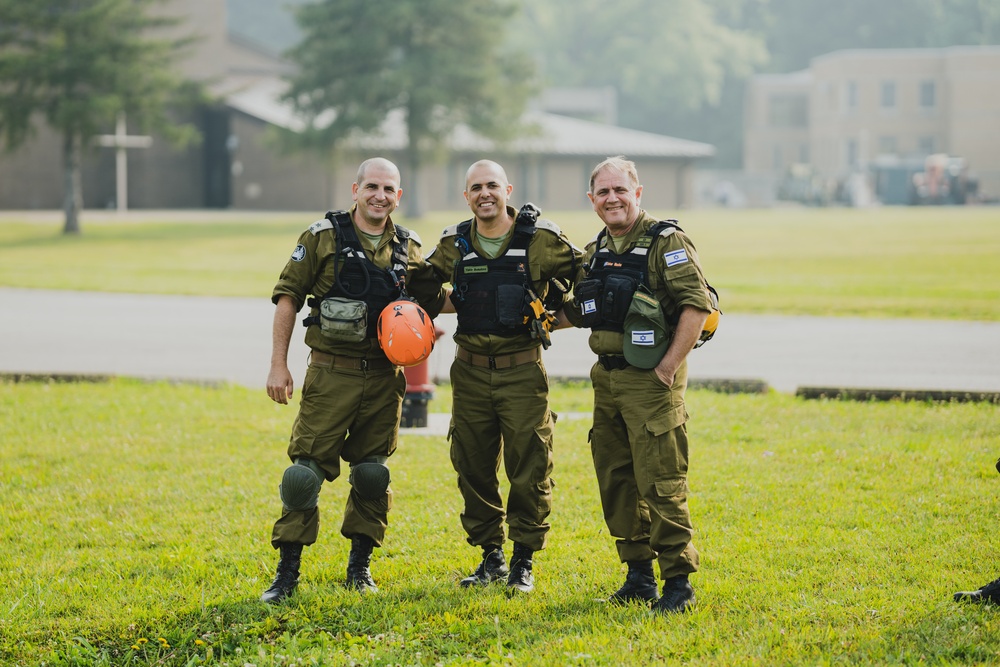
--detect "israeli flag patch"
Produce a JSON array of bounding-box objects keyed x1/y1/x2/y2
[
  {"x1": 631, "y1": 330, "x2": 656, "y2": 346},
  {"x1": 582, "y1": 299, "x2": 597, "y2": 315},
  {"x1": 291, "y1": 244, "x2": 306, "y2": 262},
  {"x1": 664, "y1": 248, "x2": 688, "y2": 267}
]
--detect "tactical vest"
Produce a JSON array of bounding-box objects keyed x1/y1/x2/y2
[
  {"x1": 449, "y1": 220, "x2": 536, "y2": 336},
  {"x1": 304, "y1": 210, "x2": 409, "y2": 338},
  {"x1": 575, "y1": 221, "x2": 681, "y2": 332}
]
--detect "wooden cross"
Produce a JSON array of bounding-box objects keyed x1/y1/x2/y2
[{"x1": 94, "y1": 113, "x2": 153, "y2": 212}]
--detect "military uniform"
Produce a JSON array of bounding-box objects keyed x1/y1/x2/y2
[
  {"x1": 570, "y1": 209, "x2": 713, "y2": 580},
  {"x1": 427, "y1": 206, "x2": 581, "y2": 552},
  {"x1": 269, "y1": 206, "x2": 443, "y2": 549}
]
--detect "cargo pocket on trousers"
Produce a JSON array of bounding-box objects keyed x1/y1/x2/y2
[
  {"x1": 645, "y1": 404, "x2": 689, "y2": 479},
  {"x1": 653, "y1": 477, "x2": 687, "y2": 499}
]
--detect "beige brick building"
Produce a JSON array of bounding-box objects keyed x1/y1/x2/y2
[{"x1": 744, "y1": 46, "x2": 1000, "y2": 203}]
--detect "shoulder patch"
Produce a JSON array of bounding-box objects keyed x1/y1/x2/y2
[
  {"x1": 308, "y1": 219, "x2": 334, "y2": 236},
  {"x1": 439, "y1": 223, "x2": 463, "y2": 240},
  {"x1": 534, "y1": 219, "x2": 562, "y2": 235}
]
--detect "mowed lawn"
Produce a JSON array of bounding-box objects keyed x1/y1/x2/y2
[
  {"x1": 1, "y1": 206, "x2": 999, "y2": 665},
  {"x1": 1, "y1": 380, "x2": 998, "y2": 666},
  {"x1": 1, "y1": 205, "x2": 998, "y2": 320}
]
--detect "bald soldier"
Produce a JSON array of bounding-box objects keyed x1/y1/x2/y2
[
  {"x1": 260, "y1": 157, "x2": 444, "y2": 603},
  {"x1": 564, "y1": 156, "x2": 716, "y2": 614},
  {"x1": 426, "y1": 160, "x2": 582, "y2": 593}
]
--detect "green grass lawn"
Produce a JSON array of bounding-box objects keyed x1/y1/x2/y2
[
  {"x1": 2, "y1": 379, "x2": 998, "y2": 666},
  {"x1": 1, "y1": 206, "x2": 998, "y2": 320}
]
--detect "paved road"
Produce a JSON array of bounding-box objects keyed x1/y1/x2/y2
[{"x1": 3, "y1": 287, "x2": 1000, "y2": 395}]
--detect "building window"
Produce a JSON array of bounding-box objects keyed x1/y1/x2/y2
[
  {"x1": 878, "y1": 136, "x2": 898, "y2": 155},
  {"x1": 767, "y1": 93, "x2": 808, "y2": 128},
  {"x1": 919, "y1": 80, "x2": 936, "y2": 109},
  {"x1": 881, "y1": 81, "x2": 896, "y2": 110},
  {"x1": 844, "y1": 80, "x2": 858, "y2": 113},
  {"x1": 917, "y1": 136, "x2": 935, "y2": 155},
  {"x1": 845, "y1": 138, "x2": 858, "y2": 168}
]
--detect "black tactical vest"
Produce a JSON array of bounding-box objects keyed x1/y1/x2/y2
[
  {"x1": 305, "y1": 210, "x2": 409, "y2": 338},
  {"x1": 449, "y1": 220, "x2": 536, "y2": 336},
  {"x1": 575, "y1": 221, "x2": 680, "y2": 332}
]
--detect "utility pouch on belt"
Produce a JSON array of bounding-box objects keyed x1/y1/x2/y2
[
  {"x1": 622, "y1": 285, "x2": 671, "y2": 369},
  {"x1": 496, "y1": 284, "x2": 527, "y2": 328},
  {"x1": 318, "y1": 297, "x2": 367, "y2": 341}
]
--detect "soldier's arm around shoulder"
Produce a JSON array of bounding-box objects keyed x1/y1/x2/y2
[
  {"x1": 534, "y1": 218, "x2": 584, "y2": 280},
  {"x1": 403, "y1": 229, "x2": 448, "y2": 318}
]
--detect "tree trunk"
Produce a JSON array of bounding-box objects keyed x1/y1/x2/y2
[{"x1": 62, "y1": 131, "x2": 83, "y2": 235}]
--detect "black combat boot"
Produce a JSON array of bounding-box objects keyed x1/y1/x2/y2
[
  {"x1": 506, "y1": 543, "x2": 534, "y2": 593},
  {"x1": 345, "y1": 535, "x2": 378, "y2": 593},
  {"x1": 954, "y1": 576, "x2": 1000, "y2": 604},
  {"x1": 260, "y1": 542, "x2": 303, "y2": 604},
  {"x1": 460, "y1": 545, "x2": 508, "y2": 587},
  {"x1": 608, "y1": 560, "x2": 660, "y2": 604},
  {"x1": 651, "y1": 574, "x2": 696, "y2": 614}
]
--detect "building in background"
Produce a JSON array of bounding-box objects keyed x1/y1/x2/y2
[
  {"x1": 0, "y1": 0, "x2": 713, "y2": 213},
  {"x1": 743, "y1": 46, "x2": 1000, "y2": 206}
]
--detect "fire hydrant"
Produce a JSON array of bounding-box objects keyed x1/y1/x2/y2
[{"x1": 401, "y1": 324, "x2": 445, "y2": 428}]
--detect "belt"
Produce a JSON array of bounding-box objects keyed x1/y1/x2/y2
[
  {"x1": 598, "y1": 355, "x2": 631, "y2": 371},
  {"x1": 309, "y1": 350, "x2": 393, "y2": 371},
  {"x1": 455, "y1": 345, "x2": 541, "y2": 370}
]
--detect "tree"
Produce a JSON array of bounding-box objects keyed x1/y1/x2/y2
[
  {"x1": 508, "y1": 0, "x2": 766, "y2": 126},
  {"x1": 283, "y1": 0, "x2": 536, "y2": 217},
  {"x1": 0, "y1": 0, "x2": 199, "y2": 234}
]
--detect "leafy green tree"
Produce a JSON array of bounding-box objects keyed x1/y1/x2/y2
[
  {"x1": 509, "y1": 0, "x2": 766, "y2": 122},
  {"x1": 283, "y1": 0, "x2": 536, "y2": 216},
  {"x1": 0, "y1": 0, "x2": 198, "y2": 234}
]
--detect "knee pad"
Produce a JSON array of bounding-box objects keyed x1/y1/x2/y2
[
  {"x1": 279, "y1": 458, "x2": 324, "y2": 511},
  {"x1": 348, "y1": 457, "x2": 390, "y2": 500}
]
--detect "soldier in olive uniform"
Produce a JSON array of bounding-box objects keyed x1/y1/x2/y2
[
  {"x1": 564, "y1": 156, "x2": 715, "y2": 614},
  {"x1": 426, "y1": 160, "x2": 581, "y2": 593},
  {"x1": 261, "y1": 157, "x2": 444, "y2": 604}
]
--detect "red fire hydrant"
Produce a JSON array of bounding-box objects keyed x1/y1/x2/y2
[{"x1": 401, "y1": 324, "x2": 445, "y2": 428}]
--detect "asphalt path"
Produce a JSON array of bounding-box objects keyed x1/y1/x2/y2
[{"x1": 3, "y1": 287, "x2": 1000, "y2": 396}]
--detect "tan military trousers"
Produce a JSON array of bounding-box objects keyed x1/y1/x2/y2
[
  {"x1": 448, "y1": 354, "x2": 555, "y2": 552},
  {"x1": 270, "y1": 360, "x2": 405, "y2": 548},
  {"x1": 589, "y1": 361, "x2": 699, "y2": 579}
]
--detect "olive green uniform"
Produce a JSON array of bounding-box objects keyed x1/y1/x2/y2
[
  {"x1": 269, "y1": 206, "x2": 443, "y2": 548},
  {"x1": 427, "y1": 208, "x2": 581, "y2": 551},
  {"x1": 570, "y1": 210, "x2": 713, "y2": 579}
]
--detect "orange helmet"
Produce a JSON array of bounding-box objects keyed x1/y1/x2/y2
[{"x1": 377, "y1": 300, "x2": 436, "y2": 366}]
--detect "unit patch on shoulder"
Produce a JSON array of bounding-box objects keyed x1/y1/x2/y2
[
  {"x1": 664, "y1": 248, "x2": 688, "y2": 267},
  {"x1": 291, "y1": 244, "x2": 306, "y2": 262}
]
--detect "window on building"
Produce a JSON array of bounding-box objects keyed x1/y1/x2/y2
[
  {"x1": 844, "y1": 80, "x2": 858, "y2": 112},
  {"x1": 767, "y1": 93, "x2": 808, "y2": 128},
  {"x1": 845, "y1": 138, "x2": 858, "y2": 168},
  {"x1": 878, "y1": 136, "x2": 898, "y2": 155},
  {"x1": 917, "y1": 136, "x2": 935, "y2": 155},
  {"x1": 881, "y1": 81, "x2": 896, "y2": 110},
  {"x1": 919, "y1": 80, "x2": 936, "y2": 109}
]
